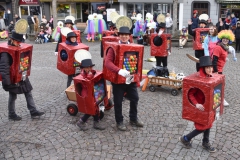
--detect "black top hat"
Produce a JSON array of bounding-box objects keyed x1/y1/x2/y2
[
  {"x1": 118, "y1": 26, "x2": 131, "y2": 35},
  {"x1": 157, "y1": 22, "x2": 166, "y2": 28},
  {"x1": 199, "y1": 56, "x2": 212, "y2": 67},
  {"x1": 199, "y1": 19, "x2": 207, "y2": 25},
  {"x1": 10, "y1": 31, "x2": 23, "y2": 42},
  {"x1": 81, "y1": 59, "x2": 95, "y2": 68},
  {"x1": 67, "y1": 32, "x2": 77, "y2": 39},
  {"x1": 64, "y1": 19, "x2": 74, "y2": 25}
]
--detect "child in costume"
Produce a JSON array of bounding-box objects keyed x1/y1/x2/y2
[
  {"x1": 203, "y1": 25, "x2": 218, "y2": 57},
  {"x1": 76, "y1": 59, "x2": 106, "y2": 131},
  {"x1": 87, "y1": 14, "x2": 95, "y2": 42},
  {"x1": 97, "y1": 14, "x2": 107, "y2": 41},
  {"x1": 212, "y1": 30, "x2": 237, "y2": 106},
  {"x1": 52, "y1": 21, "x2": 63, "y2": 42},
  {"x1": 179, "y1": 56, "x2": 216, "y2": 153}
]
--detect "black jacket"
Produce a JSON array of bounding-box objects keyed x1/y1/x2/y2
[
  {"x1": 0, "y1": 44, "x2": 33, "y2": 94},
  {"x1": 234, "y1": 27, "x2": 240, "y2": 39}
]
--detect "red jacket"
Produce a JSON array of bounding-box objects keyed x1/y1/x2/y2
[{"x1": 212, "y1": 45, "x2": 228, "y2": 73}]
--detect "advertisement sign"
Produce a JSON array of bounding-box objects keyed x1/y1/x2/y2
[
  {"x1": 19, "y1": 0, "x2": 39, "y2": 5},
  {"x1": 106, "y1": 8, "x2": 116, "y2": 21}
]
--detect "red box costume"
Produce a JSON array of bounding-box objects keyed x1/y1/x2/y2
[
  {"x1": 73, "y1": 71, "x2": 108, "y2": 115},
  {"x1": 150, "y1": 33, "x2": 171, "y2": 57},
  {"x1": 0, "y1": 43, "x2": 33, "y2": 83},
  {"x1": 102, "y1": 30, "x2": 115, "y2": 36},
  {"x1": 193, "y1": 28, "x2": 209, "y2": 50},
  {"x1": 103, "y1": 42, "x2": 144, "y2": 84},
  {"x1": 182, "y1": 73, "x2": 225, "y2": 126},
  {"x1": 57, "y1": 43, "x2": 89, "y2": 75},
  {"x1": 61, "y1": 30, "x2": 81, "y2": 43}
]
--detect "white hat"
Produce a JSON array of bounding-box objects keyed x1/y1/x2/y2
[{"x1": 74, "y1": 49, "x2": 92, "y2": 63}]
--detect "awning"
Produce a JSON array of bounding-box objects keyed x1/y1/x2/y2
[
  {"x1": 19, "y1": 0, "x2": 39, "y2": 5},
  {"x1": 41, "y1": 0, "x2": 118, "y2": 2},
  {"x1": 216, "y1": 0, "x2": 240, "y2": 3},
  {"x1": 118, "y1": 0, "x2": 183, "y2": 2}
]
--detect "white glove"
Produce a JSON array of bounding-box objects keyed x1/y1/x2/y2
[
  {"x1": 118, "y1": 69, "x2": 130, "y2": 77},
  {"x1": 54, "y1": 52, "x2": 58, "y2": 56},
  {"x1": 233, "y1": 57, "x2": 237, "y2": 62},
  {"x1": 168, "y1": 51, "x2": 171, "y2": 56},
  {"x1": 196, "y1": 104, "x2": 204, "y2": 111},
  {"x1": 158, "y1": 30, "x2": 163, "y2": 36}
]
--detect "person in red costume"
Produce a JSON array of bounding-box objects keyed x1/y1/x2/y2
[
  {"x1": 179, "y1": 56, "x2": 216, "y2": 153},
  {"x1": 212, "y1": 29, "x2": 237, "y2": 107},
  {"x1": 104, "y1": 26, "x2": 144, "y2": 131},
  {"x1": 76, "y1": 59, "x2": 106, "y2": 131}
]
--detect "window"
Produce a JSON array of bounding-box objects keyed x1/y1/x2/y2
[
  {"x1": 57, "y1": 4, "x2": 70, "y2": 19},
  {"x1": 20, "y1": 6, "x2": 28, "y2": 16},
  {"x1": 127, "y1": 3, "x2": 134, "y2": 18},
  {"x1": 193, "y1": 2, "x2": 209, "y2": 15},
  {"x1": 135, "y1": 3, "x2": 143, "y2": 14}
]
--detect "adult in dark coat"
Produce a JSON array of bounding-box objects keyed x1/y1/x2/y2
[
  {"x1": 0, "y1": 31, "x2": 44, "y2": 121},
  {"x1": 188, "y1": 18, "x2": 208, "y2": 71},
  {"x1": 234, "y1": 22, "x2": 240, "y2": 52},
  {"x1": 191, "y1": 10, "x2": 199, "y2": 30}
]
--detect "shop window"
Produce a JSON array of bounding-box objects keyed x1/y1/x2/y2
[
  {"x1": 135, "y1": 3, "x2": 143, "y2": 15},
  {"x1": 127, "y1": 3, "x2": 134, "y2": 18},
  {"x1": 193, "y1": 2, "x2": 209, "y2": 15},
  {"x1": 20, "y1": 6, "x2": 29, "y2": 16},
  {"x1": 57, "y1": 4, "x2": 70, "y2": 19},
  {"x1": 144, "y1": 3, "x2": 151, "y2": 19},
  {"x1": 30, "y1": 6, "x2": 40, "y2": 15},
  {"x1": 153, "y1": 4, "x2": 162, "y2": 15}
]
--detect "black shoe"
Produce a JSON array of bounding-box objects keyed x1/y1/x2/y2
[
  {"x1": 130, "y1": 119, "x2": 144, "y2": 127},
  {"x1": 9, "y1": 114, "x2": 22, "y2": 121},
  {"x1": 117, "y1": 122, "x2": 127, "y2": 131},
  {"x1": 202, "y1": 142, "x2": 216, "y2": 153},
  {"x1": 31, "y1": 111, "x2": 45, "y2": 118},
  {"x1": 179, "y1": 136, "x2": 192, "y2": 149}
]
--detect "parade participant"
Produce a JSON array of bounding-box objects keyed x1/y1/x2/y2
[
  {"x1": 51, "y1": 21, "x2": 63, "y2": 42},
  {"x1": 104, "y1": 25, "x2": 144, "y2": 131},
  {"x1": 203, "y1": 25, "x2": 218, "y2": 57},
  {"x1": 188, "y1": 14, "x2": 208, "y2": 71},
  {"x1": 179, "y1": 26, "x2": 188, "y2": 49},
  {"x1": 0, "y1": 20, "x2": 44, "y2": 121},
  {"x1": 212, "y1": 30, "x2": 237, "y2": 106},
  {"x1": 112, "y1": 25, "x2": 118, "y2": 36},
  {"x1": 76, "y1": 58, "x2": 106, "y2": 131},
  {"x1": 97, "y1": 14, "x2": 107, "y2": 41},
  {"x1": 55, "y1": 17, "x2": 81, "y2": 55},
  {"x1": 64, "y1": 32, "x2": 79, "y2": 87},
  {"x1": 152, "y1": 14, "x2": 171, "y2": 71},
  {"x1": 179, "y1": 56, "x2": 216, "y2": 153},
  {"x1": 87, "y1": 14, "x2": 95, "y2": 42}
]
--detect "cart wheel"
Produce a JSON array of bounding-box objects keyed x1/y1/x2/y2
[
  {"x1": 149, "y1": 85, "x2": 156, "y2": 92},
  {"x1": 105, "y1": 99, "x2": 113, "y2": 110},
  {"x1": 67, "y1": 103, "x2": 78, "y2": 116},
  {"x1": 171, "y1": 89, "x2": 178, "y2": 96},
  {"x1": 99, "y1": 111, "x2": 104, "y2": 120}
]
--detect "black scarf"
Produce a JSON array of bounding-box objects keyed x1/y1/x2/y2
[{"x1": 218, "y1": 42, "x2": 229, "y2": 51}]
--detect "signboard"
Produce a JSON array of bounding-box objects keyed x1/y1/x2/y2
[
  {"x1": 106, "y1": 8, "x2": 116, "y2": 22},
  {"x1": 19, "y1": 0, "x2": 39, "y2": 5}
]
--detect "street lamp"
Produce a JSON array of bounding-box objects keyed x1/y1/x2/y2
[{"x1": 109, "y1": 0, "x2": 113, "y2": 8}]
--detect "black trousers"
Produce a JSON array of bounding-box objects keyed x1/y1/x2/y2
[
  {"x1": 67, "y1": 74, "x2": 74, "y2": 88},
  {"x1": 112, "y1": 82, "x2": 139, "y2": 124},
  {"x1": 236, "y1": 39, "x2": 240, "y2": 52},
  {"x1": 195, "y1": 50, "x2": 204, "y2": 71},
  {"x1": 155, "y1": 56, "x2": 168, "y2": 67},
  {"x1": 81, "y1": 114, "x2": 99, "y2": 122},
  {"x1": 186, "y1": 128, "x2": 210, "y2": 143}
]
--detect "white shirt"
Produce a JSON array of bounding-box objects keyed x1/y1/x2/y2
[{"x1": 165, "y1": 17, "x2": 173, "y2": 28}]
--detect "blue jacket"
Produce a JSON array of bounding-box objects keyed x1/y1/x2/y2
[
  {"x1": 204, "y1": 35, "x2": 219, "y2": 56},
  {"x1": 231, "y1": 17, "x2": 237, "y2": 26},
  {"x1": 191, "y1": 16, "x2": 199, "y2": 29}
]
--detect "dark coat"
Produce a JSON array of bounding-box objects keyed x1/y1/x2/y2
[
  {"x1": 191, "y1": 16, "x2": 199, "y2": 30},
  {"x1": 234, "y1": 27, "x2": 240, "y2": 39},
  {"x1": 0, "y1": 51, "x2": 33, "y2": 94}
]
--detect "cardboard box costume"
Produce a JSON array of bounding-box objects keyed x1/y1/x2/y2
[
  {"x1": 57, "y1": 43, "x2": 89, "y2": 75},
  {"x1": 182, "y1": 73, "x2": 225, "y2": 126},
  {"x1": 103, "y1": 42, "x2": 144, "y2": 84},
  {"x1": 150, "y1": 33, "x2": 171, "y2": 57},
  {"x1": 0, "y1": 43, "x2": 33, "y2": 83},
  {"x1": 193, "y1": 28, "x2": 209, "y2": 50}
]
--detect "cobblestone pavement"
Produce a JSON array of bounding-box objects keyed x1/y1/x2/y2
[{"x1": 0, "y1": 37, "x2": 240, "y2": 160}]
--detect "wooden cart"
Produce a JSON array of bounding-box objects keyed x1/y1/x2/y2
[{"x1": 148, "y1": 76, "x2": 183, "y2": 96}]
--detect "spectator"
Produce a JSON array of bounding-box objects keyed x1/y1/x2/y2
[
  {"x1": 49, "y1": 15, "x2": 53, "y2": 29},
  {"x1": 165, "y1": 13, "x2": 173, "y2": 34},
  {"x1": 14, "y1": 14, "x2": 20, "y2": 23},
  {"x1": 191, "y1": 10, "x2": 199, "y2": 30},
  {"x1": 230, "y1": 13, "x2": 237, "y2": 30},
  {"x1": 27, "y1": 13, "x2": 35, "y2": 34},
  {"x1": 216, "y1": 18, "x2": 225, "y2": 32},
  {"x1": 8, "y1": 21, "x2": 14, "y2": 32},
  {"x1": 206, "y1": 18, "x2": 213, "y2": 28},
  {"x1": 234, "y1": 22, "x2": 240, "y2": 53},
  {"x1": 40, "y1": 15, "x2": 47, "y2": 28},
  {"x1": 0, "y1": 16, "x2": 6, "y2": 31},
  {"x1": 34, "y1": 15, "x2": 39, "y2": 38},
  {"x1": 179, "y1": 26, "x2": 188, "y2": 49},
  {"x1": 224, "y1": 15, "x2": 231, "y2": 30}
]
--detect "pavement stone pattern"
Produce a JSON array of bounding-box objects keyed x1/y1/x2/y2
[{"x1": 0, "y1": 37, "x2": 240, "y2": 160}]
